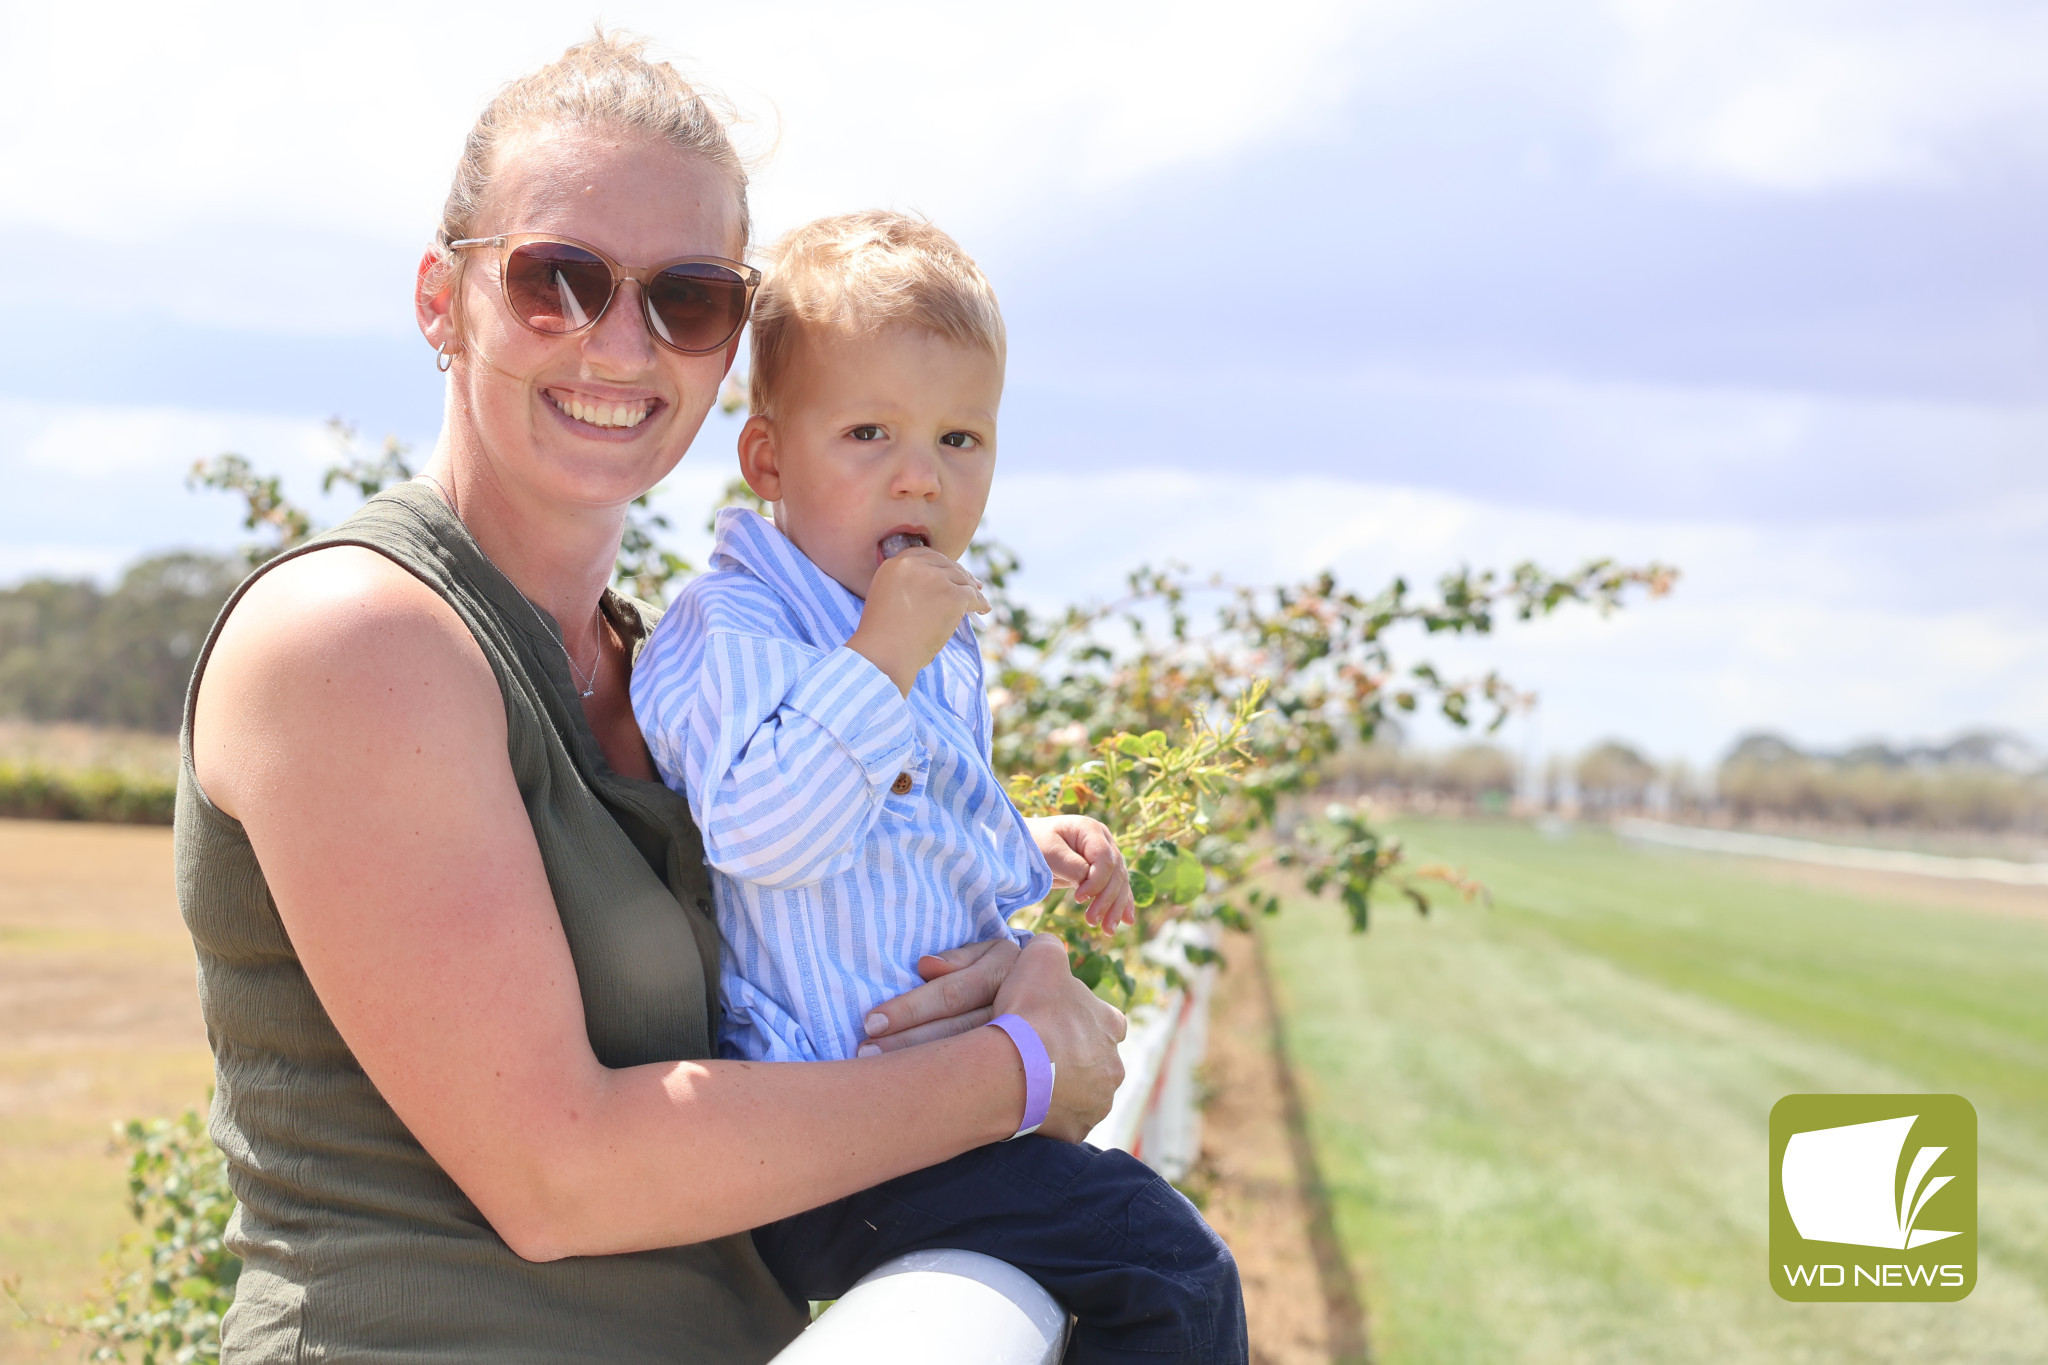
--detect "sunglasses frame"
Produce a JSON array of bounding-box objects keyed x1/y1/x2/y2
[{"x1": 446, "y1": 233, "x2": 762, "y2": 356}]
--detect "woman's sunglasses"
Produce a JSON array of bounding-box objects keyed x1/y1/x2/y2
[{"x1": 446, "y1": 233, "x2": 762, "y2": 355}]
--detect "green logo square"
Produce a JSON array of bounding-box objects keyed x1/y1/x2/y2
[{"x1": 1770, "y1": 1094, "x2": 1976, "y2": 1301}]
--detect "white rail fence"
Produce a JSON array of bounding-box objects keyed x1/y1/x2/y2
[
  {"x1": 1615, "y1": 817, "x2": 2048, "y2": 886},
  {"x1": 768, "y1": 927, "x2": 1219, "y2": 1364}
]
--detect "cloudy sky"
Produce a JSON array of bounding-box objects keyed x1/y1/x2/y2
[{"x1": 4, "y1": 0, "x2": 2044, "y2": 765}]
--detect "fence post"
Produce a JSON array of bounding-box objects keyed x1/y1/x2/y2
[{"x1": 767, "y1": 923, "x2": 1219, "y2": 1362}]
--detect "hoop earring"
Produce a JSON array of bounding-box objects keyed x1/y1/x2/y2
[{"x1": 436, "y1": 342, "x2": 457, "y2": 373}]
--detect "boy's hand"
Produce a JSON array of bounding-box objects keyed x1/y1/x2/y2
[
  {"x1": 1027, "y1": 815, "x2": 1135, "y2": 933},
  {"x1": 848, "y1": 547, "x2": 989, "y2": 695}
]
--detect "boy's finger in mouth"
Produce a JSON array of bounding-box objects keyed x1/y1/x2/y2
[{"x1": 878, "y1": 530, "x2": 932, "y2": 561}]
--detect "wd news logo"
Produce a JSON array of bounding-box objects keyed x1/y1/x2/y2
[{"x1": 1770, "y1": 1094, "x2": 1976, "y2": 1302}]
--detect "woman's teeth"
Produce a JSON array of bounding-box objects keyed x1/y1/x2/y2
[{"x1": 555, "y1": 395, "x2": 652, "y2": 429}]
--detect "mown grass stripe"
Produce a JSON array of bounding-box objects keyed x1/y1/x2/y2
[{"x1": 1259, "y1": 818, "x2": 2048, "y2": 1364}]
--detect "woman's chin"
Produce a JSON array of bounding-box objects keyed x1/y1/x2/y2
[{"x1": 502, "y1": 441, "x2": 680, "y2": 515}]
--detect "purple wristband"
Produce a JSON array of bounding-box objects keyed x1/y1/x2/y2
[{"x1": 986, "y1": 1013, "x2": 1055, "y2": 1140}]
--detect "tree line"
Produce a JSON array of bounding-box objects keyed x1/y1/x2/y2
[{"x1": 0, "y1": 552, "x2": 242, "y2": 734}]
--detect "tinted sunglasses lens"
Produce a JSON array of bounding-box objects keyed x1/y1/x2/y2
[
  {"x1": 646, "y1": 263, "x2": 749, "y2": 352},
  {"x1": 503, "y1": 242, "x2": 613, "y2": 334}
]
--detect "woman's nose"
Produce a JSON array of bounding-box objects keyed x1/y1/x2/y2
[{"x1": 583, "y1": 279, "x2": 657, "y2": 371}]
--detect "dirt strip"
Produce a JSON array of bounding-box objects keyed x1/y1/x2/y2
[{"x1": 1192, "y1": 928, "x2": 1370, "y2": 1365}]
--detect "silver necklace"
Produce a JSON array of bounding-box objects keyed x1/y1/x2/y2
[
  {"x1": 415, "y1": 472, "x2": 604, "y2": 699},
  {"x1": 560, "y1": 621, "x2": 603, "y2": 699}
]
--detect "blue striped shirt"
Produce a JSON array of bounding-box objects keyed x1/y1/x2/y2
[{"x1": 630, "y1": 509, "x2": 1051, "y2": 1062}]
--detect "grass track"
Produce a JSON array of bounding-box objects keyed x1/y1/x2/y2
[{"x1": 1258, "y1": 818, "x2": 2048, "y2": 1364}]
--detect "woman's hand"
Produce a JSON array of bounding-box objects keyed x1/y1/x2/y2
[
  {"x1": 858, "y1": 932, "x2": 1128, "y2": 1139},
  {"x1": 1026, "y1": 815, "x2": 1135, "y2": 933},
  {"x1": 857, "y1": 937, "x2": 1020, "y2": 1055},
  {"x1": 990, "y1": 934, "x2": 1127, "y2": 1141}
]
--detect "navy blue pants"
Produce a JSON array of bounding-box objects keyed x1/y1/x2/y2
[{"x1": 752, "y1": 1136, "x2": 1248, "y2": 1364}]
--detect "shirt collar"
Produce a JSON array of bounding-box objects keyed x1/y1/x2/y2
[{"x1": 709, "y1": 507, "x2": 865, "y2": 645}]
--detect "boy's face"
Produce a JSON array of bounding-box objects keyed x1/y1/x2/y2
[{"x1": 741, "y1": 324, "x2": 1002, "y2": 599}]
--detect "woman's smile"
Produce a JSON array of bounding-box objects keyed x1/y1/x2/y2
[{"x1": 541, "y1": 386, "x2": 663, "y2": 434}]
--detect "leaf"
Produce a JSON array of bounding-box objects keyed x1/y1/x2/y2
[
  {"x1": 1170, "y1": 849, "x2": 1206, "y2": 904},
  {"x1": 1129, "y1": 867, "x2": 1157, "y2": 907},
  {"x1": 1075, "y1": 953, "x2": 1105, "y2": 989},
  {"x1": 1114, "y1": 730, "x2": 1168, "y2": 759},
  {"x1": 1132, "y1": 846, "x2": 1167, "y2": 879}
]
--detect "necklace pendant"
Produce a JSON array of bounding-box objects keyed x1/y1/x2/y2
[{"x1": 580, "y1": 685, "x2": 596, "y2": 699}]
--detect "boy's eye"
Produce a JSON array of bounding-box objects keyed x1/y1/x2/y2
[
  {"x1": 940, "y1": 431, "x2": 980, "y2": 450},
  {"x1": 850, "y1": 425, "x2": 885, "y2": 442}
]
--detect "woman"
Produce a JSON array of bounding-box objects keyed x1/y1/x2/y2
[{"x1": 180, "y1": 33, "x2": 1127, "y2": 1363}]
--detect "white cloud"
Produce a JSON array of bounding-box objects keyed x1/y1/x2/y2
[
  {"x1": 3, "y1": 400, "x2": 334, "y2": 479},
  {"x1": 1605, "y1": 0, "x2": 2048, "y2": 191},
  {"x1": 0, "y1": 543, "x2": 136, "y2": 585},
  {"x1": 977, "y1": 466, "x2": 2048, "y2": 764},
  {"x1": 0, "y1": 0, "x2": 1384, "y2": 341},
  {"x1": 5, "y1": 2, "x2": 2044, "y2": 766},
  {"x1": 0, "y1": 0, "x2": 1374, "y2": 249},
  {"x1": 15, "y1": 0, "x2": 2048, "y2": 340},
  {"x1": 0, "y1": 398, "x2": 361, "y2": 569}
]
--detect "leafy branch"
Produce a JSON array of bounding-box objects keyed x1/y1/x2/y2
[
  {"x1": 972, "y1": 543, "x2": 1675, "y2": 995},
  {"x1": 188, "y1": 420, "x2": 701, "y2": 603},
  {"x1": 7, "y1": 1111, "x2": 237, "y2": 1364}
]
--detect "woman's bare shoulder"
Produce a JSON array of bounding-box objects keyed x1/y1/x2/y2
[{"x1": 194, "y1": 545, "x2": 501, "y2": 818}]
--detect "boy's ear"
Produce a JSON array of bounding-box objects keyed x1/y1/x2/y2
[{"x1": 735, "y1": 414, "x2": 783, "y2": 503}]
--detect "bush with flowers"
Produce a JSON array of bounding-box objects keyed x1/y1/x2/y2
[{"x1": 13, "y1": 433, "x2": 1668, "y2": 1358}]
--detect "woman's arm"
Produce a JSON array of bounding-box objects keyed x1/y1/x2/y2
[{"x1": 193, "y1": 547, "x2": 1123, "y2": 1262}]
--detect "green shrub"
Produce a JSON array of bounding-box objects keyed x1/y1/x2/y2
[
  {"x1": 0, "y1": 764, "x2": 176, "y2": 824},
  {"x1": 7, "y1": 1111, "x2": 238, "y2": 1364}
]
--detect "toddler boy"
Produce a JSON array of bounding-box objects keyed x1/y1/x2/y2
[{"x1": 630, "y1": 211, "x2": 1245, "y2": 1362}]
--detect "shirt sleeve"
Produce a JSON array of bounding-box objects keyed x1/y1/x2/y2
[{"x1": 641, "y1": 627, "x2": 922, "y2": 890}]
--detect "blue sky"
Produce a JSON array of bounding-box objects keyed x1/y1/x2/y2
[{"x1": 4, "y1": 0, "x2": 2044, "y2": 765}]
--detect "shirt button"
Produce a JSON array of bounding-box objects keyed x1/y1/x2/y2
[{"x1": 891, "y1": 772, "x2": 914, "y2": 796}]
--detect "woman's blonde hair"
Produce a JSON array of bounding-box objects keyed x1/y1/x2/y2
[
  {"x1": 749, "y1": 211, "x2": 1006, "y2": 417},
  {"x1": 431, "y1": 29, "x2": 750, "y2": 279}
]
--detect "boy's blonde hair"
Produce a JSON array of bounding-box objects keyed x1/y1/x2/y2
[{"x1": 749, "y1": 211, "x2": 1005, "y2": 417}]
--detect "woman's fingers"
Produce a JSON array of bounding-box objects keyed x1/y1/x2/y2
[
  {"x1": 1097, "y1": 989, "x2": 1130, "y2": 1044},
  {"x1": 993, "y1": 934, "x2": 1126, "y2": 1140},
  {"x1": 916, "y1": 938, "x2": 1000, "y2": 980},
  {"x1": 866, "y1": 935, "x2": 1019, "y2": 1040},
  {"x1": 855, "y1": 1005, "x2": 995, "y2": 1055}
]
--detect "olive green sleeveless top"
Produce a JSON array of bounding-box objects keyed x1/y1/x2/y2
[{"x1": 175, "y1": 482, "x2": 807, "y2": 1364}]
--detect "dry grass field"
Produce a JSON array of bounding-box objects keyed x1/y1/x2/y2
[
  {"x1": 0, "y1": 820, "x2": 210, "y2": 1365},
  {"x1": 0, "y1": 726, "x2": 179, "y2": 782},
  {"x1": 0, "y1": 816, "x2": 1340, "y2": 1364}
]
